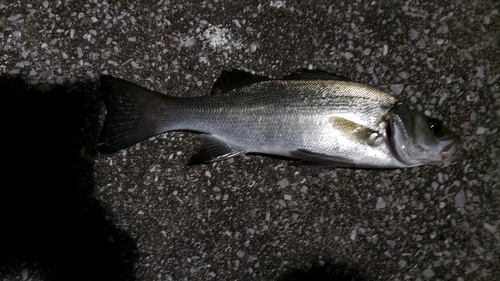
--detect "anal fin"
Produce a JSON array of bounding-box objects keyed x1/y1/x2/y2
[{"x1": 188, "y1": 134, "x2": 245, "y2": 165}]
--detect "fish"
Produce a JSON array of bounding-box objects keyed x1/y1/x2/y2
[{"x1": 97, "y1": 69, "x2": 465, "y2": 168}]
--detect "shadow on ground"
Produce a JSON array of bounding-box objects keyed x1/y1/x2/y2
[
  {"x1": 0, "y1": 75, "x2": 138, "y2": 281},
  {"x1": 279, "y1": 261, "x2": 369, "y2": 281}
]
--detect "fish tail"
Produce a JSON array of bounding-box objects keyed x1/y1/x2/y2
[{"x1": 98, "y1": 75, "x2": 171, "y2": 154}]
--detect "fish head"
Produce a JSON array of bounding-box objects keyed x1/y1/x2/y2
[{"x1": 388, "y1": 103, "x2": 465, "y2": 166}]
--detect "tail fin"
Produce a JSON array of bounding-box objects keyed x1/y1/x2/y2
[{"x1": 98, "y1": 76, "x2": 167, "y2": 154}]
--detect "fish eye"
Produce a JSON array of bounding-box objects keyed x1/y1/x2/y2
[{"x1": 429, "y1": 120, "x2": 443, "y2": 136}]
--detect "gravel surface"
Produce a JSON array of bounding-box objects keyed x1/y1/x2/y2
[{"x1": 1, "y1": 1, "x2": 499, "y2": 281}]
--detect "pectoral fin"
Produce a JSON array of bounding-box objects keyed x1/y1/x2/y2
[
  {"x1": 188, "y1": 134, "x2": 245, "y2": 165},
  {"x1": 329, "y1": 117, "x2": 383, "y2": 146}
]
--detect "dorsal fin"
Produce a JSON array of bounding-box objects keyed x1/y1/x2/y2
[
  {"x1": 211, "y1": 69, "x2": 350, "y2": 95},
  {"x1": 281, "y1": 69, "x2": 351, "y2": 81},
  {"x1": 211, "y1": 70, "x2": 270, "y2": 95}
]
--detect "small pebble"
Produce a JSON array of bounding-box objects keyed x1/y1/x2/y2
[
  {"x1": 376, "y1": 197, "x2": 386, "y2": 209},
  {"x1": 410, "y1": 29, "x2": 419, "y2": 40},
  {"x1": 390, "y1": 84, "x2": 404, "y2": 95},
  {"x1": 278, "y1": 178, "x2": 289, "y2": 188},
  {"x1": 476, "y1": 127, "x2": 488, "y2": 135},
  {"x1": 483, "y1": 223, "x2": 497, "y2": 234},
  {"x1": 422, "y1": 269, "x2": 435, "y2": 278},
  {"x1": 278, "y1": 199, "x2": 287, "y2": 207},
  {"x1": 455, "y1": 190, "x2": 466, "y2": 208}
]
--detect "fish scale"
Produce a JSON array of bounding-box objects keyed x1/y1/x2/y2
[{"x1": 167, "y1": 81, "x2": 393, "y2": 150}]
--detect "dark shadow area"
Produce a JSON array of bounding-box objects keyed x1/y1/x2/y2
[
  {"x1": 278, "y1": 261, "x2": 369, "y2": 281},
  {"x1": 0, "y1": 75, "x2": 138, "y2": 281}
]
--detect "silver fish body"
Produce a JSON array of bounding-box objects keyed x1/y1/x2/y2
[{"x1": 98, "y1": 69, "x2": 464, "y2": 168}]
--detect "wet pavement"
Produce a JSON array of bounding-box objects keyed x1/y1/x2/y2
[{"x1": 1, "y1": 1, "x2": 499, "y2": 280}]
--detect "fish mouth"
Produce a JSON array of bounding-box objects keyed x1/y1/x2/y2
[{"x1": 440, "y1": 138, "x2": 465, "y2": 161}]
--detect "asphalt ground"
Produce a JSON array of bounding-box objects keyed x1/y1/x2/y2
[{"x1": 1, "y1": 1, "x2": 499, "y2": 280}]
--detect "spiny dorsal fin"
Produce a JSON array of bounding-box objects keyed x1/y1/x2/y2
[
  {"x1": 281, "y1": 69, "x2": 351, "y2": 81},
  {"x1": 188, "y1": 134, "x2": 246, "y2": 165},
  {"x1": 211, "y1": 70, "x2": 270, "y2": 95}
]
